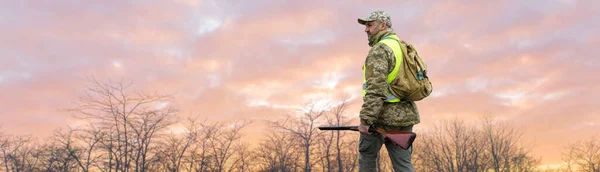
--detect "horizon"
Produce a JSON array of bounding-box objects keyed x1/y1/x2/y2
[{"x1": 1, "y1": 0, "x2": 599, "y2": 168}]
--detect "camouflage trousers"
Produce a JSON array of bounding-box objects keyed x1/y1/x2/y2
[{"x1": 358, "y1": 124, "x2": 414, "y2": 172}]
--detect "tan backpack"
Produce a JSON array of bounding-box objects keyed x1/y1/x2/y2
[{"x1": 389, "y1": 40, "x2": 433, "y2": 101}]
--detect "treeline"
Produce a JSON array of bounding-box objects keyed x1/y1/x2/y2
[{"x1": 1, "y1": 79, "x2": 598, "y2": 172}]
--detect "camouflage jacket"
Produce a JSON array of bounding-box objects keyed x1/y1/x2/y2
[{"x1": 359, "y1": 29, "x2": 421, "y2": 127}]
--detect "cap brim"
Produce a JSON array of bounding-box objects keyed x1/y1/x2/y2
[{"x1": 358, "y1": 18, "x2": 374, "y2": 25}]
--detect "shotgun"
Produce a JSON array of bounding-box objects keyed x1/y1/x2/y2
[{"x1": 318, "y1": 125, "x2": 416, "y2": 150}]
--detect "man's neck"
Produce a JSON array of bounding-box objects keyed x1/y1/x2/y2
[{"x1": 368, "y1": 28, "x2": 395, "y2": 47}]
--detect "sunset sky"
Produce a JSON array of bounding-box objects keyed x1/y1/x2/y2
[{"x1": 1, "y1": 0, "x2": 598, "y2": 167}]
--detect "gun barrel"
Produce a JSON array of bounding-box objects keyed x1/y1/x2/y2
[{"x1": 317, "y1": 126, "x2": 359, "y2": 131}]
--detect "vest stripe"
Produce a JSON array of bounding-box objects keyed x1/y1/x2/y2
[{"x1": 362, "y1": 35, "x2": 403, "y2": 103}]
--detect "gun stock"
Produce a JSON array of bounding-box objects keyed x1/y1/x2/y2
[{"x1": 318, "y1": 125, "x2": 416, "y2": 150}]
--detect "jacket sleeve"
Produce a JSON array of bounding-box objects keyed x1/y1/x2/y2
[{"x1": 359, "y1": 44, "x2": 392, "y2": 125}]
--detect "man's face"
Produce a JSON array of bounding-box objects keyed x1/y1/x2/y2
[{"x1": 364, "y1": 21, "x2": 384, "y2": 39}]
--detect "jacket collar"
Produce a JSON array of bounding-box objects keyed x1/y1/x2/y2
[{"x1": 368, "y1": 28, "x2": 396, "y2": 47}]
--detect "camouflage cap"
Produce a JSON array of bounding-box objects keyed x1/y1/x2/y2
[{"x1": 357, "y1": 10, "x2": 392, "y2": 27}]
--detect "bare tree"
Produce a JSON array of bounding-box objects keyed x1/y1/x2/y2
[
  {"x1": 129, "y1": 107, "x2": 178, "y2": 171},
  {"x1": 413, "y1": 118, "x2": 486, "y2": 171},
  {"x1": 268, "y1": 101, "x2": 328, "y2": 172},
  {"x1": 562, "y1": 136, "x2": 600, "y2": 172},
  {"x1": 481, "y1": 115, "x2": 540, "y2": 172},
  {"x1": 341, "y1": 136, "x2": 359, "y2": 172},
  {"x1": 155, "y1": 131, "x2": 194, "y2": 172},
  {"x1": 154, "y1": 117, "x2": 201, "y2": 172},
  {"x1": 254, "y1": 129, "x2": 302, "y2": 172},
  {"x1": 70, "y1": 124, "x2": 103, "y2": 172},
  {"x1": 65, "y1": 77, "x2": 178, "y2": 172},
  {"x1": 315, "y1": 96, "x2": 356, "y2": 172},
  {"x1": 42, "y1": 127, "x2": 82, "y2": 172},
  {"x1": 413, "y1": 116, "x2": 539, "y2": 172},
  {"x1": 95, "y1": 124, "x2": 119, "y2": 172},
  {"x1": 206, "y1": 119, "x2": 251, "y2": 172},
  {"x1": 315, "y1": 128, "x2": 336, "y2": 172},
  {"x1": 227, "y1": 142, "x2": 255, "y2": 172},
  {"x1": 187, "y1": 119, "x2": 220, "y2": 172},
  {"x1": 37, "y1": 142, "x2": 64, "y2": 172},
  {"x1": 0, "y1": 135, "x2": 38, "y2": 172},
  {"x1": 0, "y1": 130, "x2": 8, "y2": 171}
]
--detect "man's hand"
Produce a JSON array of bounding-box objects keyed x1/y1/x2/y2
[{"x1": 359, "y1": 124, "x2": 371, "y2": 135}]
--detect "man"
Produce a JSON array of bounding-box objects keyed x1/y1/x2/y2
[{"x1": 357, "y1": 10, "x2": 421, "y2": 172}]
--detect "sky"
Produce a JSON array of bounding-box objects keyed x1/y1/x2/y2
[{"x1": 1, "y1": 0, "x2": 599, "y2": 167}]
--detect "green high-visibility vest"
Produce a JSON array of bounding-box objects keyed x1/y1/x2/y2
[{"x1": 362, "y1": 35, "x2": 403, "y2": 103}]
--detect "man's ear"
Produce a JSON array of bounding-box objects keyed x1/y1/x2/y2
[{"x1": 379, "y1": 22, "x2": 387, "y2": 30}]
